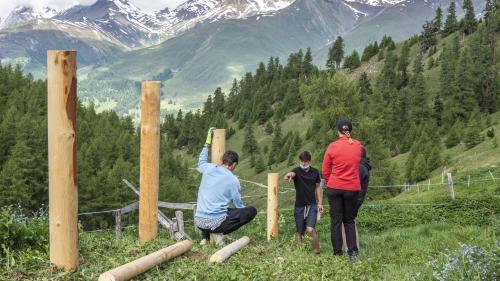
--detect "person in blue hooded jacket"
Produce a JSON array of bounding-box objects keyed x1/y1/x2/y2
[{"x1": 194, "y1": 128, "x2": 257, "y2": 246}]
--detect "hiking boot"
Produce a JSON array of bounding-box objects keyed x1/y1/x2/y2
[{"x1": 347, "y1": 252, "x2": 358, "y2": 263}]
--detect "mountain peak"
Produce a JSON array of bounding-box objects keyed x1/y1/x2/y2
[{"x1": 0, "y1": 5, "x2": 60, "y2": 29}]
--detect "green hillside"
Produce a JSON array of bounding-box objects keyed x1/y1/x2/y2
[{"x1": 1, "y1": 167, "x2": 498, "y2": 280}]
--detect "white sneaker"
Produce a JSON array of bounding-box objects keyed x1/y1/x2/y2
[
  {"x1": 213, "y1": 233, "x2": 225, "y2": 246},
  {"x1": 200, "y1": 238, "x2": 208, "y2": 246}
]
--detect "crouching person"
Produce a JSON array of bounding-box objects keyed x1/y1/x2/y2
[{"x1": 195, "y1": 128, "x2": 257, "y2": 246}]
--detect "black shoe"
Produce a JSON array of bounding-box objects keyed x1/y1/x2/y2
[{"x1": 347, "y1": 252, "x2": 358, "y2": 263}]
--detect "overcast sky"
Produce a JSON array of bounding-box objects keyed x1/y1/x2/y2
[{"x1": 0, "y1": 0, "x2": 187, "y2": 18}]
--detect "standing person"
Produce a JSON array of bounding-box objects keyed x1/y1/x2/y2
[
  {"x1": 284, "y1": 151, "x2": 323, "y2": 254},
  {"x1": 322, "y1": 119, "x2": 362, "y2": 261},
  {"x1": 195, "y1": 128, "x2": 257, "y2": 246},
  {"x1": 355, "y1": 146, "x2": 371, "y2": 217}
]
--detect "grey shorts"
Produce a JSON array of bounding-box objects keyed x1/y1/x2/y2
[{"x1": 294, "y1": 204, "x2": 317, "y2": 235}]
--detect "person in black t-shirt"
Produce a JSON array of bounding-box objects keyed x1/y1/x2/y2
[{"x1": 284, "y1": 151, "x2": 323, "y2": 254}]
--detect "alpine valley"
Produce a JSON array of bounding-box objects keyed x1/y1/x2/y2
[{"x1": 0, "y1": 0, "x2": 486, "y2": 117}]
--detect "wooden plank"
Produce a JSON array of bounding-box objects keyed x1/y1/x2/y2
[
  {"x1": 120, "y1": 202, "x2": 139, "y2": 214},
  {"x1": 48, "y1": 50, "x2": 78, "y2": 272},
  {"x1": 158, "y1": 202, "x2": 196, "y2": 210},
  {"x1": 122, "y1": 179, "x2": 174, "y2": 234}
]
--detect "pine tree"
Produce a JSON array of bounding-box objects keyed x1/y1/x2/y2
[
  {"x1": 464, "y1": 110, "x2": 484, "y2": 149},
  {"x1": 445, "y1": 121, "x2": 463, "y2": 148},
  {"x1": 433, "y1": 93, "x2": 443, "y2": 127},
  {"x1": 397, "y1": 41, "x2": 410, "y2": 88},
  {"x1": 412, "y1": 153, "x2": 429, "y2": 182},
  {"x1": 242, "y1": 123, "x2": 258, "y2": 157},
  {"x1": 343, "y1": 50, "x2": 361, "y2": 70},
  {"x1": 265, "y1": 122, "x2": 274, "y2": 135},
  {"x1": 421, "y1": 20, "x2": 438, "y2": 52},
  {"x1": 326, "y1": 36, "x2": 345, "y2": 70},
  {"x1": 443, "y1": 2, "x2": 458, "y2": 35},
  {"x1": 268, "y1": 123, "x2": 282, "y2": 166},
  {"x1": 254, "y1": 154, "x2": 266, "y2": 173},
  {"x1": 462, "y1": 0, "x2": 477, "y2": 35},
  {"x1": 302, "y1": 47, "x2": 315, "y2": 78},
  {"x1": 434, "y1": 6, "x2": 443, "y2": 32}
]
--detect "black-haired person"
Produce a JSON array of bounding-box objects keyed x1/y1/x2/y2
[
  {"x1": 284, "y1": 151, "x2": 323, "y2": 254},
  {"x1": 355, "y1": 146, "x2": 371, "y2": 217},
  {"x1": 322, "y1": 119, "x2": 362, "y2": 261},
  {"x1": 195, "y1": 128, "x2": 257, "y2": 246}
]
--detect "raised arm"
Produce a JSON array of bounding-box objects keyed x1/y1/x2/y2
[
  {"x1": 197, "y1": 128, "x2": 216, "y2": 174},
  {"x1": 197, "y1": 146, "x2": 210, "y2": 174}
]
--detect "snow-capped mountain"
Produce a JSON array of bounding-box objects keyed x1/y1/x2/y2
[
  {"x1": 344, "y1": 0, "x2": 405, "y2": 6},
  {"x1": 54, "y1": 0, "x2": 162, "y2": 48},
  {"x1": 0, "y1": 6, "x2": 60, "y2": 29}
]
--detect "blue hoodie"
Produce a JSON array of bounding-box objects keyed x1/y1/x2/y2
[{"x1": 195, "y1": 147, "x2": 244, "y2": 219}]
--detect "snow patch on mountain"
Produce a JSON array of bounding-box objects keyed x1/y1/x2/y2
[
  {"x1": 344, "y1": 0, "x2": 405, "y2": 6},
  {"x1": 0, "y1": 6, "x2": 61, "y2": 29}
]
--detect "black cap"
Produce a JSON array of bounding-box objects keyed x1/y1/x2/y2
[{"x1": 336, "y1": 118, "x2": 352, "y2": 132}]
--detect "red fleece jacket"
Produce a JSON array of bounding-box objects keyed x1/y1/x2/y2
[{"x1": 322, "y1": 135, "x2": 362, "y2": 191}]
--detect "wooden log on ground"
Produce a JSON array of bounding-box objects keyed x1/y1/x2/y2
[
  {"x1": 47, "y1": 50, "x2": 78, "y2": 272},
  {"x1": 209, "y1": 236, "x2": 250, "y2": 263},
  {"x1": 267, "y1": 173, "x2": 279, "y2": 241},
  {"x1": 139, "y1": 81, "x2": 161, "y2": 243},
  {"x1": 98, "y1": 240, "x2": 192, "y2": 281}
]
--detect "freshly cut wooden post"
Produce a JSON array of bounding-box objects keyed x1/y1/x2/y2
[
  {"x1": 210, "y1": 236, "x2": 250, "y2": 263},
  {"x1": 47, "y1": 50, "x2": 78, "y2": 272},
  {"x1": 209, "y1": 129, "x2": 226, "y2": 243},
  {"x1": 98, "y1": 240, "x2": 192, "y2": 281},
  {"x1": 446, "y1": 172, "x2": 455, "y2": 200},
  {"x1": 267, "y1": 173, "x2": 279, "y2": 240},
  {"x1": 211, "y1": 129, "x2": 226, "y2": 165},
  {"x1": 139, "y1": 81, "x2": 161, "y2": 243}
]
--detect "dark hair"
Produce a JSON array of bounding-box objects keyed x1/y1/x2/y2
[
  {"x1": 299, "y1": 151, "x2": 311, "y2": 162},
  {"x1": 222, "y1": 150, "x2": 239, "y2": 165},
  {"x1": 361, "y1": 146, "x2": 366, "y2": 158},
  {"x1": 336, "y1": 118, "x2": 353, "y2": 132}
]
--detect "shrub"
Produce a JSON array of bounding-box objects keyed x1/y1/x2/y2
[{"x1": 0, "y1": 206, "x2": 48, "y2": 253}]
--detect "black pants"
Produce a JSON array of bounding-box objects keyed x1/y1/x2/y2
[
  {"x1": 200, "y1": 207, "x2": 257, "y2": 239},
  {"x1": 327, "y1": 189, "x2": 359, "y2": 255}
]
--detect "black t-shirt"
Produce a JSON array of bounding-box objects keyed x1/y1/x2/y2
[{"x1": 292, "y1": 167, "x2": 321, "y2": 207}]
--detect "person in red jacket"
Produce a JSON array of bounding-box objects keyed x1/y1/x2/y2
[{"x1": 322, "y1": 118, "x2": 362, "y2": 261}]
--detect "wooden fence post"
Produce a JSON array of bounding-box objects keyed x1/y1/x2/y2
[
  {"x1": 446, "y1": 172, "x2": 455, "y2": 200},
  {"x1": 428, "y1": 179, "x2": 431, "y2": 191},
  {"x1": 267, "y1": 173, "x2": 279, "y2": 241},
  {"x1": 47, "y1": 50, "x2": 78, "y2": 272},
  {"x1": 139, "y1": 81, "x2": 161, "y2": 244},
  {"x1": 211, "y1": 129, "x2": 226, "y2": 165},
  {"x1": 115, "y1": 210, "x2": 122, "y2": 240}
]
